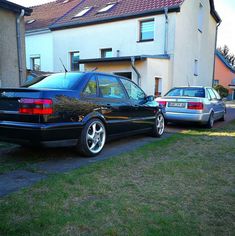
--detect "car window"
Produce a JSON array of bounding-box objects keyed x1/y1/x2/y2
[
  {"x1": 120, "y1": 79, "x2": 145, "y2": 101},
  {"x1": 97, "y1": 75, "x2": 126, "y2": 99},
  {"x1": 212, "y1": 89, "x2": 221, "y2": 100},
  {"x1": 207, "y1": 89, "x2": 217, "y2": 100},
  {"x1": 30, "y1": 73, "x2": 83, "y2": 89},
  {"x1": 83, "y1": 76, "x2": 97, "y2": 97},
  {"x1": 166, "y1": 88, "x2": 205, "y2": 97}
]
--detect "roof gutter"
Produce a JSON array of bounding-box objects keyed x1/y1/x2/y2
[
  {"x1": 16, "y1": 9, "x2": 25, "y2": 86},
  {"x1": 164, "y1": 7, "x2": 169, "y2": 55},
  {"x1": 212, "y1": 20, "x2": 221, "y2": 87}
]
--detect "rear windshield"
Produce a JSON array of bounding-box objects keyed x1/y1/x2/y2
[
  {"x1": 30, "y1": 73, "x2": 84, "y2": 89},
  {"x1": 166, "y1": 88, "x2": 205, "y2": 98}
]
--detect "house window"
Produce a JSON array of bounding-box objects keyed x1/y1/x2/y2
[
  {"x1": 31, "y1": 56, "x2": 41, "y2": 71},
  {"x1": 213, "y1": 80, "x2": 219, "y2": 86},
  {"x1": 194, "y1": 59, "x2": 199, "y2": 76},
  {"x1": 74, "y1": 7, "x2": 92, "y2": 18},
  {"x1": 70, "y1": 52, "x2": 80, "y2": 71},
  {"x1": 198, "y1": 3, "x2": 204, "y2": 32},
  {"x1": 140, "y1": 19, "x2": 154, "y2": 41},
  {"x1": 101, "y1": 48, "x2": 112, "y2": 58},
  {"x1": 98, "y1": 3, "x2": 116, "y2": 13}
]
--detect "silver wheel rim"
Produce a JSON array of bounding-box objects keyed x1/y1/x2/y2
[
  {"x1": 86, "y1": 121, "x2": 106, "y2": 154},
  {"x1": 156, "y1": 114, "x2": 165, "y2": 135}
]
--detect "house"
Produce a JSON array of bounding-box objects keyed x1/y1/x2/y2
[
  {"x1": 0, "y1": 0, "x2": 32, "y2": 87},
  {"x1": 214, "y1": 50, "x2": 235, "y2": 100},
  {"x1": 25, "y1": 0, "x2": 220, "y2": 96}
]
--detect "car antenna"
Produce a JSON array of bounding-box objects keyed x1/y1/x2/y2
[
  {"x1": 59, "y1": 58, "x2": 68, "y2": 73},
  {"x1": 91, "y1": 67, "x2": 98, "y2": 72}
]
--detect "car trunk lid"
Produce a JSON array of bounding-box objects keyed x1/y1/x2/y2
[{"x1": 0, "y1": 88, "x2": 42, "y2": 123}]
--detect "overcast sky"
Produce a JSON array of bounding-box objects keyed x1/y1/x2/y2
[{"x1": 8, "y1": 0, "x2": 235, "y2": 54}]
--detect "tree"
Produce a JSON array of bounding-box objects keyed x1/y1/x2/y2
[
  {"x1": 218, "y1": 45, "x2": 235, "y2": 67},
  {"x1": 214, "y1": 84, "x2": 229, "y2": 98}
]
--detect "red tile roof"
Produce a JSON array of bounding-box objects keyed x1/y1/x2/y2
[
  {"x1": 53, "y1": 0, "x2": 183, "y2": 27},
  {"x1": 25, "y1": 0, "x2": 220, "y2": 32},
  {"x1": 25, "y1": 0, "x2": 183, "y2": 31},
  {"x1": 25, "y1": 0, "x2": 83, "y2": 31}
]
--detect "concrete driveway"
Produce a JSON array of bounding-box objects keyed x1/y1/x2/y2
[{"x1": 0, "y1": 104, "x2": 235, "y2": 197}]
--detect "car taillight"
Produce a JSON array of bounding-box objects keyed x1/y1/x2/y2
[
  {"x1": 19, "y1": 98, "x2": 53, "y2": 115},
  {"x1": 188, "y1": 102, "x2": 203, "y2": 110},
  {"x1": 158, "y1": 101, "x2": 167, "y2": 107}
]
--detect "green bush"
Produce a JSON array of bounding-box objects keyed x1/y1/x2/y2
[{"x1": 214, "y1": 84, "x2": 229, "y2": 98}]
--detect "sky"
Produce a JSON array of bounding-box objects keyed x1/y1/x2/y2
[{"x1": 8, "y1": 0, "x2": 235, "y2": 54}]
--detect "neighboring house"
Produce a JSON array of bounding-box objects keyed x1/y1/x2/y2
[
  {"x1": 0, "y1": 0, "x2": 32, "y2": 87},
  {"x1": 25, "y1": 0, "x2": 220, "y2": 96},
  {"x1": 214, "y1": 50, "x2": 235, "y2": 100}
]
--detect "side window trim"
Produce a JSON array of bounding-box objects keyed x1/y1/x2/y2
[
  {"x1": 81, "y1": 75, "x2": 98, "y2": 98},
  {"x1": 206, "y1": 89, "x2": 211, "y2": 100},
  {"x1": 212, "y1": 88, "x2": 221, "y2": 100},
  {"x1": 120, "y1": 78, "x2": 146, "y2": 101},
  {"x1": 97, "y1": 74, "x2": 127, "y2": 100},
  {"x1": 116, "y1": 76, "x2": 130, "y2": 99}
]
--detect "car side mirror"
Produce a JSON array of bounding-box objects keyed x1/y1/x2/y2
[{"x1": 146, "y1": 95, "x2": 154, "y2": 102}]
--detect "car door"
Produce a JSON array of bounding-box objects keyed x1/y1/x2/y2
[
  {"x1": 207, "y1": 88, "x2": 221, "y2": 119},
  {"x1": 95, "y1": 74, "x2": 134, "y2": 135},
  {"x1": 212, "y1": 88, "x2": 226, "y2": 118},
  {"x1": 120, "y1": 78, "x2": 156, "y2": 130}
]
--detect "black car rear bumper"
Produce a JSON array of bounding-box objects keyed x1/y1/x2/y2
[{"x1": 0, "y1": 121, "x2": 83, "y2": 144}]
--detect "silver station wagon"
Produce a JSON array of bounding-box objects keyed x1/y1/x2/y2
[{"x1": 156, "y1": 87, "x2": 226, "y2": 128}]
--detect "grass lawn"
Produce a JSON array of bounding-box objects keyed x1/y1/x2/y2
[{"x1": 0, "y1": 122, "x2": 235, "y2": 235}]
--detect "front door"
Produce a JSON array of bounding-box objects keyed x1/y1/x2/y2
[
  {"x1": 120, "y1": 78, "x2": 156, "y2": 130},
  {"x1": 96, "y1": 74, "x2": 134, "y2": 135}
]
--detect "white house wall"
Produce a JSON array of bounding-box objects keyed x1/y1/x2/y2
[
  {"x1": 52, "y1": 14, "x2": 176, "y2": 72},
  {"x1": 172, "y1": 0, "x2": 217, "y2": 88},
  {"x1": 25, "y1": 31, "x2": 54, "y2": 72}
]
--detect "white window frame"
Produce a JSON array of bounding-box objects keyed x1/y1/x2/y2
[
  {"x1": 74, "y1": 7, "x2": 92, "y2": 18},
  {"x1": 98, "y1": 3, "x2": 116, "y2": 13}
]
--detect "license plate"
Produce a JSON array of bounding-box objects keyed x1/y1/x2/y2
[{"x1": 168, "y1": 102, "x2": 186, "y2": 108}]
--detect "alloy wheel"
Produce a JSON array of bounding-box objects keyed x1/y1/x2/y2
[
  {"x1": 156, "y1": 113, "x2": 165, "y2": 136},
  {"x1": 86, "y1": 120, "x2": 106, "y2": 154}
]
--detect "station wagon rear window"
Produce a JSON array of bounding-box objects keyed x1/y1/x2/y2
[
  {"x1": 166, "y1": 88, "x2": 205, "y2": 98},
  {"x1": 30, "y1": 73, "x2": 84, "y2": 89}
]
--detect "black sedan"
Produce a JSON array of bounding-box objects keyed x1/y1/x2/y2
[{"x1": 0, "y1": 72, "x2": 165, "y2": 157}]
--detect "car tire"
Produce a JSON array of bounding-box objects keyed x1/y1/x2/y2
[
  {"x1": 205, "y1": 112, "x2": 214, "y2": 129},
  {"x1": 77, "y1": 118, "x2": 106, "y2": 157},
  {"x1": 151, "y1": 112, "x2": 165, "y2": 137},
  {"x1": 218, "y1": 114, "x2": 225, "y2": 122},
  {"x1": 219, "y1": 109, "x2": 226, "y2": 122}
]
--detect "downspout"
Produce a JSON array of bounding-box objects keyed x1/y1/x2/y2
[
  {"x1": 16, "y1": 9, "x2": 25, "y2": 86},
  {"x1": 212, "y1": 21, "x2": 221, "y2": 87},
  {"x1": 131, "y1": 57, "x2": 141, "y2": 86},
  {"x1": 164, "y1": 7, "x2": 169, "y2": 55}
]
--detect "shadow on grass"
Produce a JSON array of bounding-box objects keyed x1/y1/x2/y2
[{"x1": 0, "y1": 119, "x2": 234, "y2": 174}]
